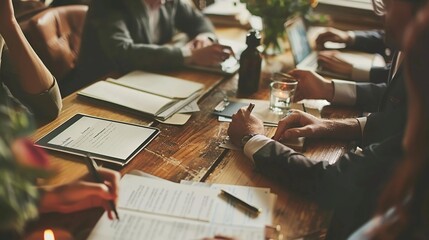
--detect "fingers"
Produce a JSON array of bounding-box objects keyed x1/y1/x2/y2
[{"x1": 272, "y1": 110, "x2": 300, "y2": 141}]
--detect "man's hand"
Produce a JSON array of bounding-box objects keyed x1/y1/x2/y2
[
  {"x1": 318, "y1": 50, "x2": 353, "y2": 77},
  {"x1": 39, "y1": 168, "x2": 121, "y2": 220},
  {"x1": 273, "y1": 110, "x2": 362, "y2": 141},
  {"x1": 315, "y1": 27, "x2": 353, "y2": 49},
  {"x1": 188, "y1": 44, "x2": 233, "y2": 67},
  {"x1": 189, "y1": 35, "x2": 213, "y2": 49},
  {"x1": 227, "y1": 108, "x2": 265, "y2": 147},
  {"x1": 288, "y1": 69, "x2": 334, "y2": 102}
]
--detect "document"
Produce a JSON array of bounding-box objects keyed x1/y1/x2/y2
[
  {"x1": 35, "y1": 114, "x2": 159, "y2": 166},
  {"x1": 88, "y1": 210, "x2": 264, "y2": 240},
  {"x1": 181, "y1": 181, "x2": 276, "y2": 228},
  {"x1": 119, "y1": 175, "x2": 216, "y2": 221},
  {"x1": 88, "y1": 173, "x2": 271, "y2": 240}
]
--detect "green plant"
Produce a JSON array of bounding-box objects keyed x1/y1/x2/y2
[{"x1": 242, "y1": 0, "x2": 318, "y2": 54}]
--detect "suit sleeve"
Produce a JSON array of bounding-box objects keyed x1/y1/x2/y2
[
  {"x1": 355, "y1": 82, "x2": 387, "y2": 112},
  {"x1": 348, "y1": 30, "x2": 386, "y2": 56},
  {"x1": 252, "y1": 134, "x2": 402, "y2": 209}
]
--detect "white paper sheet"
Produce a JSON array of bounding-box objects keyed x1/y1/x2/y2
[
  {"x1": 118, "y1": 175, "x2": 216, "y2": 221},
  {"x1": 88, "y1": 210, "x2": 264, "y2": 240}
]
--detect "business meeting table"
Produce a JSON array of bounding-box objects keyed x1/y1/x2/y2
[{"x1": 28, "y1": 26, "x2": 360, "y2": 240}]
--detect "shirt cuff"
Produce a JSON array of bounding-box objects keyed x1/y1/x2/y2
[
  {"x1": 331, "y1": 79, "x2": 357, "y2": 106},
  {"x1": 243, "y1": 135, "x2": 274, "y2": 163},
  {"x1": 347, "y1": 31, "x2": 356, "y2": 46},
  {"x1": 356, "y1": 117, "x2": 367, "y2": 139},
  {"x1": 351, "y1": 61, "x2": 372, "y2": 82}
]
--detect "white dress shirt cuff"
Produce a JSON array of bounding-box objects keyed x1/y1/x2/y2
[
  {"x1": 351, "y1": 61, "x2": 371, "y2": 82},
  {"x1": 331, "y1": 79, "x2": 357, "y2": 106},
  {"x1": 356, "y1": 117, "x2": 367, "y2": 139},
  {"x1": 347, "y1": 31, "x2": 356, "y2": 46},
  {"x1": 243, "y1": 135, "x2": 274, "y2": 163}
]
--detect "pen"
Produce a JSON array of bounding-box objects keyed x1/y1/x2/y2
[
  {"x1": 85, "y1": 154, "x2": 120, "y2": 220},
  {"x1": 220, "y1": 189, "x2": 262, "y2": 216},
  {"x1": 247, "y1": 103, "x2": 255, "y2": 113}
]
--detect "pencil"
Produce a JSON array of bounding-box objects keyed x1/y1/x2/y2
[
  {"x1": 85, "y1": 154, "x2": 120, "y2": 220},
  {"x1": 220, "y1": 189, "x2": 261, "y2": 216}
]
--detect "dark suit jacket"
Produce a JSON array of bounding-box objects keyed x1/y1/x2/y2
[
  {"x1": 252, "y1": 134, "x2": 403, "y2": 240},
  {"x1": 349, "y1": 30, "x2": 390, "y2": 84},
  {"x1": 253, "y1": 38, "x2": 407, "y2": 238},
  {"x1": 73, "y1": 0, "x2": 214, "y2": 94}
]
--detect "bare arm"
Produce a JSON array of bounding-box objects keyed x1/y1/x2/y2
[{"x1": 0, "y1": 0, "x2": 53, "y2": 94}]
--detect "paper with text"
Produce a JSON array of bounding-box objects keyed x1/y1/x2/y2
[
  {"x1": 47, "y1": 116, "x2": 156, "y2": 159},
  {"x1": 181, "y1": 181, "x2": 276, "y2": 228},
  {"x1": 118, "y1": 175, "x2": 216, "y2": 221},
  {"x1": 88, "y1": 210, "x2": 264, "y2": 240}
]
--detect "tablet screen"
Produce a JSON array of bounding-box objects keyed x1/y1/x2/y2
[{"x1": 36, "y1": 114, "x2": 159, "y2": 166}]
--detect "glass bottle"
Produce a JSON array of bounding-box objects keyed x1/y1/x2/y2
[{"x1": 238, "y1": 30, "x2": 262, "y2": 94}]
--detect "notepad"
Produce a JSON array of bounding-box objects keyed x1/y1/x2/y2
[
  {"x1": 88, "y1": 173, "x2": 270, "y2": 240},
  {"x1": 78, "y1": 71, "x2": 203, "y2": 120}
]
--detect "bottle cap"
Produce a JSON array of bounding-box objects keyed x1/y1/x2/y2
[{"x1": 246, "y1": 30, "x2": 261, "y2": 46}]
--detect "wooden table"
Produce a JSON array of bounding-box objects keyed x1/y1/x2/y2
[{"x1": 27, "y1": 27, "x2": 360, "y2": 240}]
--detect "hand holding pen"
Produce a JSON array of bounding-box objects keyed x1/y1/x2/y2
[
  {"x1": 85, "y1": 154, "x2": 120, "y2": 220},
  {"x1": 227, "y1": 103, "x2": 264, "y2": 147}
]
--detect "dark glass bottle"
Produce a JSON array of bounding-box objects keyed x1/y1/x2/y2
[{"x1": 238, "y1": 30, "x2": 262, "y2": 94}]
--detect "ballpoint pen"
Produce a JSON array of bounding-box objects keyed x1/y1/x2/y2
[
  {"x1": 85, "y1": 154, "x2": 120, "y2": 220},
  {"x1": 219, "y1": 189, "x2": 262, "y2": 216},
  {"x1": 247, "y1": 103, "x2": 255, "y2": 113}
]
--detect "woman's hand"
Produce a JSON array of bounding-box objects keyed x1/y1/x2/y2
[{"x1": 38, "y1": 168, "x2": 121, "y2": 220}]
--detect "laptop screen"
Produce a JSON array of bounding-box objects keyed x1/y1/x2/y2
[{"x1": 286, "y1": 18, "x2": 312, "y2": 65}]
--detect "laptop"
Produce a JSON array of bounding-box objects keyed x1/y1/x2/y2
[
  {"x1": 285, "y1": 17, "x2": 385, "y2": 80},
  {"x1": 184, "y1": 39, "x2": 246, "y2": 75}
]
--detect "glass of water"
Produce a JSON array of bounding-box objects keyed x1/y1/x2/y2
[{"x1": 269, "y1": 80, "x2": 298, "y2": 114}]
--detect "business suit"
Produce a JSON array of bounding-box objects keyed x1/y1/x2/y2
[
  {"x1": 248, "y1": 40, "x2": 407, "y2": 239},
  {"x1": 73, "y1": 0, "x2": 214, "y2": 94},
  {"x1": 250, "y1": 133, "x2": 402, "y2": 240}
]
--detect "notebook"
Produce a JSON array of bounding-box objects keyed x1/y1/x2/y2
[
  {"x1": 286, "y1": 17, "x2": 386, "y2": 80},
  {"x1": 78, "y1": 71, "x2": 203, "y2": 120},
  {"x1": 87, "y1": 173, "x2": 272, "y2": 240}
]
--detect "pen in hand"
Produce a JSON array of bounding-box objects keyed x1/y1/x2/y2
[
  {"x1": 85, "y1": 154, "x2": 120, "y2": 220},
  {"x1": 247, "y1": 103, "x2": 255, "y2": 114}
]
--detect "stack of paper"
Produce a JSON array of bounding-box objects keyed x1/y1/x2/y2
[
  {"x1": 88, "y1": 173, "x2": 277, "y2": 240},
  {"x1": 78, "y1": 71, "x2": 203, "y2": 120}
]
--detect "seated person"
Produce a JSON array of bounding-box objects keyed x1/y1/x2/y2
[
  {"x1": 1, "y1": 0, "x2": 62, "y2": 123},
  {"x1": 212, "y1": 5, "x2": 429, "y2": 239},
  {"x1": 0, "y1": 0, "x2": 119, "y2": 236},
  {"x1": 73, "y1": 0, "x2": 232, "y2": 94},
  {"x1": 285, "y1": 0, "x2": 423, "y2": 147},
  {"x1": 226, "y1": 1, "x2": 428, "y2": 238},
  {"x1": 316, "y1": 29, "x2": 390, "y2": 83},
  {"x1": 350, "y1": 4, "x2": 429, "y2": 237}
]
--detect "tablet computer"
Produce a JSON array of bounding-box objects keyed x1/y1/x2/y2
[{"x1": 35, "y1": 114, "x2": 160, "y2": 166}]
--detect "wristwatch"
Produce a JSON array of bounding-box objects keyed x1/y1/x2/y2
[{"x1": 241, "y1": 134, "x2": 258, "y2": 149}]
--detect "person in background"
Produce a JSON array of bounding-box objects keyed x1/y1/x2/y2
[
  {"x1": 0, "y1": 0, "x2": 120, "y2": 237},
  {"x1": 227, "y1": 0, "x2": 428, "y2": 238},
  {"x1": 1, "y1": 0, "x2": 62, "y2": 123},
  {"x1": 349, "y1": 2, "x2": 429, "y2": 237},
  {"x1": 315, "y1": 28, "x2": 389, "y2": 83},
  {"x1": 73, "y1": 0, "x2": 232, "y2": 95}
]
